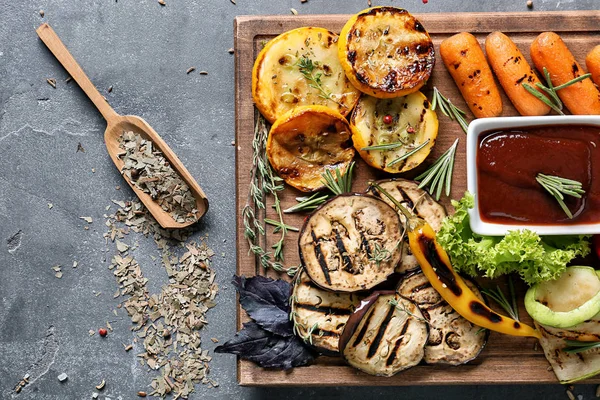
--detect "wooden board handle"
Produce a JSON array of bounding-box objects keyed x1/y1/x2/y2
[{"x1": 36, "y1": 23, "x2": 119, "y2": 123}]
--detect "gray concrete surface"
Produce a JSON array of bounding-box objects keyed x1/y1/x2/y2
[{"x1": 1, "y1": 0, "x2": 599, "y2": 399}]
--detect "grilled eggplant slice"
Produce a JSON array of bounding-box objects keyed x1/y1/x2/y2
[
  {"x1": 368, "y1": 179, "x2": 447, "y2": 274},
  {"x1": 340, "y1": 291, "x2": 428, "y2": 376},
  {"x1": 266, "y1": 105, "x2": 355, "y2": 192},
  {"x1": 291, "y1": 270, "x2": 364, "y2": 353},
  {"x1": 252, "y1": 27, "x2": 361, "y2": 123},
  {"x1": 338, "y1": 7, "x2": 435, "y2": 98},
  {"x1": 397, "y1": 271, "x2": 486, "y2": 365},
  {"x1": 536, "y1": 321, "x2": 600, "y2": 384},
  {"x1": 351, "y1": 92, "x2": 438, "y2": 173},
  {"x1": 299, "y1": 194, "x2": 403, "y2": 292}
]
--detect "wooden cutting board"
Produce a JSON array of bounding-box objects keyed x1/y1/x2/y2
[{"x1": 234, "y1": 11, "x2": 600, "y2": 386}]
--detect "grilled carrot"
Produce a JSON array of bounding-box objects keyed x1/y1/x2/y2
[
  {"x1": 440, "y1": 32, "x2": 502, "y2": 118},
  {"x1": 586, "y1": 45, "x2": 600, "y2": 87},
  {"x1": 530, "y1": 32, "x2": 600, "y2": 115},
  {"x1": 485, "y1": 32, "x2": 550, "y2": 116}
]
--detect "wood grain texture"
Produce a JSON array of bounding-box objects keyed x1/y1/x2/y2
[
  {"x1": 234, "y1": 11, "x2": 600, "y2": 386},
  {"x1": 37, "y1": 23, "x2": 209, "y2": 228}
]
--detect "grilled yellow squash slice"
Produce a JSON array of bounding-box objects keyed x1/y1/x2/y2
[
  {"x1": 253, "y1": 27, "x2": 361, "y2": 123},
  {"x1": 350, "y1": 91, "x2": 438, "y2": 173},
  {"x1": 338, "y1": 7, "x2": 435, "y2": 98},
  {"x1": 266, "y1": 105, "x2": 355, "y2": 192}
]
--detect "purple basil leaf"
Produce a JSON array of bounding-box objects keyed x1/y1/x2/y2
[
  {"x1": 214, "y1": 322, "x2": 314, "y2": 370},
  {"x1": 233, "y1": 275, "x2": 293, "y2": 337}
]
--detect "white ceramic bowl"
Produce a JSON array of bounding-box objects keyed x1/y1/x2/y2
[{"x1": 466, "y1": 115, "x2": 600, "y2": 236}]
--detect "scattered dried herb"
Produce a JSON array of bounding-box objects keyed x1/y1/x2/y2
[
  {"x1": 46, "y1": 78, "x2": 56, "y2": 88},
  {"x1": 199, "y1": 71, "x2": 208, "y2": 75},
  {"x1": 186, "y1": 67, "x2": 196, "y2": 74},
  {"x1": 118, "y1": 131, "x2": 199, "y2": 224},
  {"x1": 216, "y1": 275, "x2": 315, "y2": 369},
  {"x1": 104, "y1": 199, "x2": 218, "y2": 398},
  {"x1": 52, "y1": 265, "x2": 62, "y2": 279}
]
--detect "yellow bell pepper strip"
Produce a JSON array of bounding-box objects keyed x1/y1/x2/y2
[{"x1": 371, "y1": 183, "x2": 541, "y2": 339}]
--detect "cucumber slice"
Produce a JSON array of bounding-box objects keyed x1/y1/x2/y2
[{"x1": 525, "y1": 266, "x2": 600, "y2": 328}]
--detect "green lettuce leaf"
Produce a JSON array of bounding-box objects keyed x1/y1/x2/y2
[{"x1": 436, "y1": 193, "x2": 590, "y2": 286}]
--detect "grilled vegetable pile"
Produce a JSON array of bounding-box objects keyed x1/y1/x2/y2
[{"x1": 235, "y1": 4, "x2": 600, "y2": 384}]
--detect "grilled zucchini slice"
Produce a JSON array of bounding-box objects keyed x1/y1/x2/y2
[
  {"x1": 397, "y1": 271, "x2": 486, "y2": 365},
  {"x1": 525, "y1": 266, "x2": 600, "y2": 329},
  {"x1": 252, "y1": 27, "x2": 361, "y2": 123},
  {"x1": 338, "y1": 7, "x2": 435, "y2": 98},
  {"x1": 351, "y1": 92, "x2": 438, "y2": 173},
  {"x1": 368, "y1": 179, "x2": 446, "y2": 274},
  {"x1": 266, "y1": 105, "x2": 355, "y2": 192},
  {"x1": 536, "y1": 321, "x2": 600, "y2": 384},
  {"x1": 540, "y1": 312, "x2": 600, "y2": 342},
  {"x1": 299, "y1": 194, "x2": 403, "y2": 292},
  {"x1": 339, "y1": 291, "x2": 428, "y2": 376},
  {"x1": 291, "y1": 270, "x2": 364, "y2": 353}
]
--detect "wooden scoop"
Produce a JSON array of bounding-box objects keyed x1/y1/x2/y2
[{"x1": 36, "y1": 23, "x2": 208, "y2": 229}]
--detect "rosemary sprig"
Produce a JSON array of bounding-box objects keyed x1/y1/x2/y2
[
  {"x1": 361, "y1": 141, "x2": 405, "y2": 151},
  {"x1": 536, "y1": 173, "x2": 585, "y2": 219},
  {"x1": 283, "y1": 193, "x2": 330, "y2": 214},
  {"x1": 388, "y1": 299, "x2": 430, "y2": 325},
  {"x1": 431, "y1": 87, "x2": 469, "y2": 134},
  {"x1": 481, "y1": 276, "x2": 519, "y2": 322},
  {"x1": 523, "y1": 67, "x2": 592, "y2": 115},
  {"x1": 322, "y1": 161, "x2": 355, "y2": 195},
  {"x1": 297, "y1": 56, "x2": 339, "y2": 104},
  {"x1": 369, "y1": 242, "x2": 391, "y2": 267},
  {"x1": 415, "y1": 138, "x2": 459, "y2": 201},
  {"x1": 284, "y1": 162, "x2": 355, "y2": 214},
  {"x1": 387, "y1": 139, "x2": 431, "y2": 167},
  {"x1": 242, "y1": 112, "x2": 299, "y2": 275},
  {"x1": 563, "y1": 340, "x2": 600, "y2": 354}
]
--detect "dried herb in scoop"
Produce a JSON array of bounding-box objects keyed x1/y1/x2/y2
[{"x1": 118, "y1": 131, "x2": 199, "y2": 224}]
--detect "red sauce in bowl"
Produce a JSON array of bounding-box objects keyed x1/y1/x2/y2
[{"x1": 477, "y1": 125, "x2": 600, "y2": 225}]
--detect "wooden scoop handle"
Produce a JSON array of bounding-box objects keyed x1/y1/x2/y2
[{"x1": 36, "y1": 23, "x2": 119, "y2": 123}]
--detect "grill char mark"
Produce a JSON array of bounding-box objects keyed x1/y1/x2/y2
[
  {"x1": 295, "y1": 302, "x2": 354, "y2": 316},
  {"x1": 396, "y1": 187, "x2": 414, "y2": 210},
  {"x1": 352, "y1": 307, "x2": 375, "y2": 348},
  {"x1": 367, "y1": 305, "x2": 396, "y2": 358},
  {"x1": 334, "y1": 228, "x2": 354, "y2": 273},
  {"x1": 386, "y1": 321, "x2": 410, "y2": 366},
  {"x1": 312, "y1": 231, "x2": 332, "y2": 285}
]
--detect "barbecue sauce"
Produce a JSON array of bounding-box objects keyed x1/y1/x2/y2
[{"x1": 477, "y1": 125, "x2": 600, "y2": 225}]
